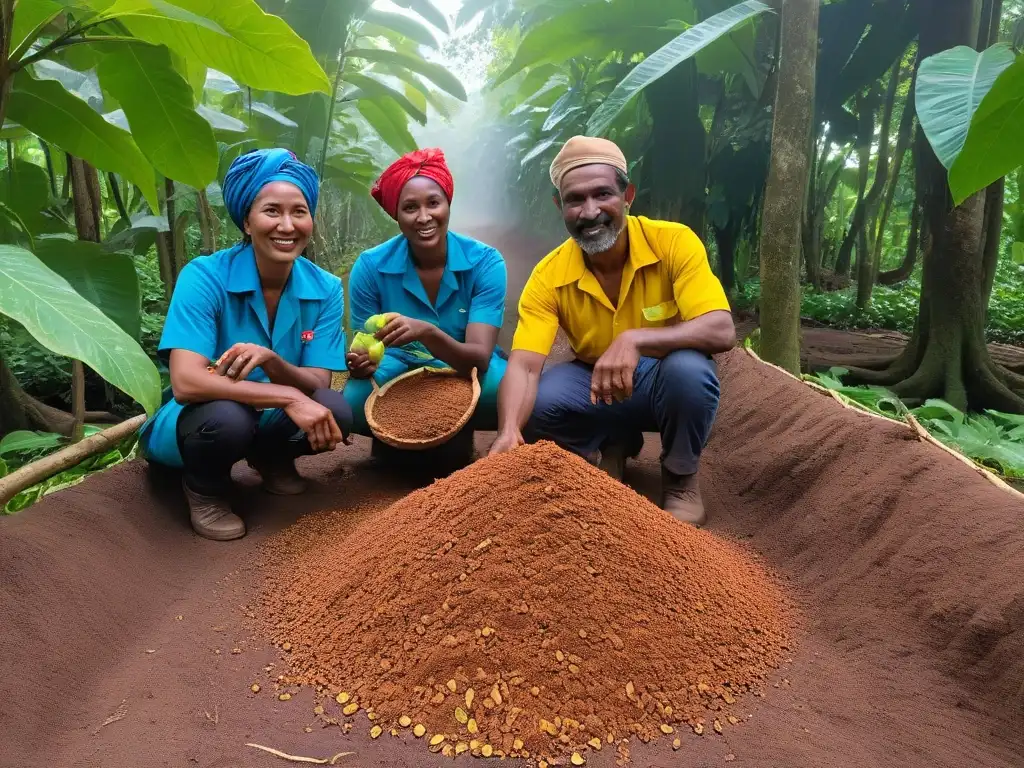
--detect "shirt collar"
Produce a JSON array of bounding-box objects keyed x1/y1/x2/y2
[
  {"x1": 550, "y1": 216, "x2": 659, "y2": 288},
  {"x1": 377, "y1": 231, "x2": 474, "y2": 274},
  {"x1": 226, "y1": 243, "x2": 329, "y2": 300}
]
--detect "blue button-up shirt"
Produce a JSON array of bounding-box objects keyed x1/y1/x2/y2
[
  {"x1": 347, "y1": 231, "x2": 506, "y2": 370},
  {"x1": 139, "y1": 243, "x2": 346, "y2": 467}
]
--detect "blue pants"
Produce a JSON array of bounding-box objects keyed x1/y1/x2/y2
[
  {"x1": 526, "y1": 349, "x2": 720, "y2": 475},
  {"x1": 344, "y1": 350, "x2": 506, "y2": 437},
  {"x1": 175, "y1": 388, "x2": 352, "y2": 496}
]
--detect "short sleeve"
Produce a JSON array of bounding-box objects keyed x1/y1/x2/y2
[
  {"x1": 347, "y1": 252, "x2": 380, "y2": 335},
  {"x1": 468, "y1": 248, "x2": 507, "y2": 328},
  {"x1": 300, "y1": 278, "x2": 346, "y2": 371},
  {"x1": 665, "y1": 228, "x2": 731, "y2": 320},
  {"x1": 158, "y1": 260, "x2": 222, "y2": 365},
  {"x1": 511, "y1": 267, "x2": 560, "y2": 356}
]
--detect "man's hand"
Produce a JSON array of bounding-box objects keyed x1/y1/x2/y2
[
  {"x1": 284, "y1": 396, "x2": 344, "y2": 452},
  {"x1": 375, "y1": 315, "x2": 435, "y2": 348},
  {"x1": 345, "y1": 350, "x2": 378, "y2": 380},
  {"x1": 489, "y1": 429, "x2": 524, "y2": 456},
  {"x1": 215, "y1": 343, "x2": 278, "y2": 381},
  {"x1": 590, "y1": 331, "x2": 640, "y2": 405}
]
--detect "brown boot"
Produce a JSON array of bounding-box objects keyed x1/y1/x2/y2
[
  {"x1": 597, "y1": 441, "x2": 628, "y2": 481},
  {"x1": 248, "y1": 457, "x2": 307, "y2": 496},
  {"x1": 182, "y1": 481, "x2": 245, "y2": 541},
  {"x1": 661, "y1": 468, "x2": 707, "y2": 527}
]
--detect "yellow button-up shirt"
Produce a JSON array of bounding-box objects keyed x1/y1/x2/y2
[{"x1": 511, "y1": 216, "x2": 730, "y2": 363}]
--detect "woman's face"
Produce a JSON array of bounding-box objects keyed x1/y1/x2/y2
[
  {"x1": 396, "y1": 176, "x2": 450, "y2": 251},
  {"x1": 244, "y1": 181, "x2": 313, "y2": 265}
]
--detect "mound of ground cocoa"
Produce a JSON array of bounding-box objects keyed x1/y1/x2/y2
[
  {"x1": 256, "y1": 441, "x2": 793, "y2": 763},
  {"x1": 371, "y1": 371, "x2": 474, "y2": 440}
]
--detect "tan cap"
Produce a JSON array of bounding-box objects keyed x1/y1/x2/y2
[{"x1": 549, "y1": 135, "x2": 628, "y2": 189}]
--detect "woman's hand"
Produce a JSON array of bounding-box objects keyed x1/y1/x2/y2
[
  {"x1": 284, "y1": 395, "x2": 344, "y2": 452},
  {"x1": 345, "y1": 350, "x2": 378, "y2": 380},
  {"x1": 375, "y1": 315, "x2": 436, "y2": 348},
  {"x1": 489, "y1": 428, "x2": 524, "y2": 456},
  {"x1": 215, "y1": 343, "x2": 278, "y2": 381}
]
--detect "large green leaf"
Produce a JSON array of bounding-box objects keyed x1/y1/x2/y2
[
  {"x1": 343, "y1": 73, "x2": 427, "y2": 124},
  {"x1": 0, "y1": 430, "x2": 63, "y2": 458},
  {"x1": 114, "y1": 0, "x2": 330, "y2": 96},
  {"x1": 372, "y1": 64, "x2": 452, "y2": 118},
  {"x1": 33, "y1": 235, "x2": 142, "y2": 338},
  {"x1": 948, "y1": 56, "x2": 1024, "y2": 205},
  {"x1": 0, "y1": 244, "x2": 161, "y2": 414},
  {"x1": 915, "y1": 43, "x2": 1015, "y2": 170},
  {"x1": 347, "y1": 48, "x2": 467, "y2": 101},
  {"x1": 0, "y1": 160, "x2": 68, "y2": 236},
  {"x1": 390, "y1": 0, "x2": 449, "y2": 33},
  {"x1": 7, "y1": 72, "x2": 159, "y2": 211},
  {"x1": 197, "y1": 104, "x2": 248, "y2": 133},
  {"x1": 586, "y1": 0, "x2": 774, "y2": 136},
  {"x1": 361, "y1": 8, "x2": 438, "y2": 48},
  {"x1": 357, "y1": 99, "x2": 417, "y2": 157},
  {"x1": 11, "y1": 0, "x2": 65, "y2": 62},
  {"x1": 32, "y1": 59, "x2": 105, "y2": 110},
  {"x1": 97, "y1": 42, "x2": 219, "y2": 189}
]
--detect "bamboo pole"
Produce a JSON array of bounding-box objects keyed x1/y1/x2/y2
[{"x1": 0, "y1": 415, "x2": 145, "y2": 508}]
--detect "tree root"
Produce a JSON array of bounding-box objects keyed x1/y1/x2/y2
[{"x1": 245, "y1": 744, "x2": 354, "y2": 764}]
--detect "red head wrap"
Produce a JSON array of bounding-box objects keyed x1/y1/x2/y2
[{"x1": 370, "y1": 147, "x2": 454, "y2": 219}]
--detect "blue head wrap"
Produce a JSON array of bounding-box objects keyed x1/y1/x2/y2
[{"x1": 222, "y1": 148, "x2": 319, "y2": 232}]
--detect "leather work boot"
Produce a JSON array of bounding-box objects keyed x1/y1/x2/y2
[
  {"x1": 597, "y1": 441, "x2": 629, "y2": 481},
  {"x1": 182, "y1": 481, "x2": 245, "y2": 541},
  {"x1": 661, "y1": 468, "x2": 707, "y2": 527},
  {"x1": 248, "y1": 457, "x2": 307, "y2": 496}
]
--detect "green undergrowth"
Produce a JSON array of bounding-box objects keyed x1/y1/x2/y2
[
  {"x1": 805, "y1": 367, "x2": 1024, "y2": 484},
  {"x1": 0, "y1": 427, "x2": 139, "y2": 514}
]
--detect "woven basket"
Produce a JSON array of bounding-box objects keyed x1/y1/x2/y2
[{"x1": 365, "y1": 366, "x2": 481, "y2": 450}]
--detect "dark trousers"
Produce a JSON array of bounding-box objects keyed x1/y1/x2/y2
[
  {"x1": 175, "y1": 388, "x2": 352, "y2": 496},
  {"x1": 525, "y1": 349, "x2": 720, "y2": 476}
]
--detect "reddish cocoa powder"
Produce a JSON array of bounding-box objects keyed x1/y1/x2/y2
[
  {"x1": 256, "y1": 441, "x2": 793, "y2": 763},
  {"x1": 371, "y1": 372, "x2": 475, "y2": 440}
]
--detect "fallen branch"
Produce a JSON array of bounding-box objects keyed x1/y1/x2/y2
[
  {"x1": 245, "y1": 743, "x2": 354, "y2": 764},
  {"x1": 0, "y1": 414, "x2": 145, "y2": 508},
  {"x1": 743, "y1": 346, "x2": 1024, "y2": 502}
]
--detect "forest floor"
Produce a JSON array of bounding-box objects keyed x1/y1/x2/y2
[{"x1": 1, "y1": 228, "x2": 1023, "y2": 768}]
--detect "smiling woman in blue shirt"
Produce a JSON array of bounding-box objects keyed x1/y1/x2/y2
[
  {"x1": 344, "y1": 148, "x2": 508, "y2": 445},
  {"x1": 139, "y1": 149, "x2": 351, "y2": 542}
]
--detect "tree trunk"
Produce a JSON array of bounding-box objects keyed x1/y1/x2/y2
[
  {"x1": 758, "y1": 0, "x2": 820, "y2": 374},
  {"x1": 646, "y1": 62, "x2": 707, "y2": 234},
  {"x1": 848, "y1": 0, "x2": 1024, "y2": 413},
  {"x1": 713, "y1": 223, "x2": 738, "y2": 298},
  {"x1": 980, "y1": 179, "x2": 1003, "y2": 308},
  {"x1": 878, "y1": 191, "x2": 922, "y2": 284},
  {"x1": 872, "y1": 83, "x2": 916, "y2": 271},
  {"x1": 0, "y1": 353, "x2": 77, "y2": 438},
  {"x1": 857, "y1": 62, "x2": 902, "y2": 308},
  {"x1": 197, "y1": 188, "x2": 218, "y2": 254},
  {"x1": 834, "y1": 91, "x2": 875, "y2": 276}
]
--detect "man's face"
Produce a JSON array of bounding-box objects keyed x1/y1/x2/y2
[{"x1": 557, "y1": 164, "x2": 634, "y2": 255}]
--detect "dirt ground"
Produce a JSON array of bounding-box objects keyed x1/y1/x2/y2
[{"x1": 1, "y1": 229, "x2": 1023, "y2": 768}]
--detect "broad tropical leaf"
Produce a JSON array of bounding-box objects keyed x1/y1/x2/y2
[
  {"x1": 11, "y1": 0, "x2": 64, "y2": 62},
  {"x1": 455, "y1": 0, "x2": 497, "y2": 28},
  {"x1": 33, "y1": 235, "x2": 141, "y2": 338},
  {"x1": 281, "y1": 0, "x2": 357, "y2": 60},
  {"x1": 116, "y1": 0, "x2": 330, "y2": 96},
  {"x1": 361, "y1": 8, "x2": 438, "y2": 48},
  {"x1": 0, "y1": 244, "x2": 161, "y2": 415},
  {"x1": 32, "y1": 60, "x2": 105, "y2": 110},
  {"x1": 586, "y1": 0, "x2": 774, "y2": 136},
  {"x1": 97, "y1": 41, "x2": 219, "y2": 189},
  {"x1": 520, "y1": 137, "x2": 558, "y2": 167},
  {"x1": 197, "y1": 105, "x2": 248, "y2": 133},
  {"x1": 0, "y1": 430, "x2": 64, "y2": 457},
  {"x1": 204, "y1": 68, "x2": 242, "y2": 94},
  {"x1": 948, "y1": 56, "x2": 1024, "y2": 205},
  {"x1": 915, "y1": 43, "x2": 1015, "y2": 170},
  {"x1": 372, "y1": 64, "x2": 452, "y2": 118},
  {"x1": 343, "y1": 73, "x2": 428, "y2": 124},
  {"x1": 357, "y1": 99, "x2": 417, "y2": 157},
  {"x1": 7, "y1": 72, "x2": 159, "y2": 211},
  {"x1": 347, "y1": 48, "x2": 467, "y2": 101},
  {"x1": 251, "y1": 100, "x2": 299, "y2": 129},
  {"x1": 390, "y1": 0, "x2": 449, "y2": 33},
  {"x1": 0, "y1": 160, "x2": 67, "y2": 236}
]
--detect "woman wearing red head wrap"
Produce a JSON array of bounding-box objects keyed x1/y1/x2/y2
[{"x1": 344, "y1": 148, "x2": 508, "y2": 466}]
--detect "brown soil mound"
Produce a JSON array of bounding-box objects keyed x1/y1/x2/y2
[
  {"x1": 371, "y1": 372, "x2": 475, "y2": 440},
  {"x1": 255, "y1": 442, "x2": 791, "y2": 762},
  {"x1": 1, "y1": 349, "x2": 1023, "y2": 768}
]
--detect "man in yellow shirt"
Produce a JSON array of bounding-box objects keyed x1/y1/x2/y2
[{"x1": 489, "y1": 136, "x2": 736, "y2": 526}]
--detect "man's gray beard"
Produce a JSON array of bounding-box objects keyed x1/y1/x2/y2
[{"x1": 573, "y1": 218, "x2": 626, "y2": 255}]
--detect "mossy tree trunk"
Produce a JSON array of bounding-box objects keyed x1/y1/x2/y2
[
  {"x1": 758, "y1": 0, "x2": 820, "y2": 374},
  {"x1": 848, "y1": 0, "x2": 1024, "y2": 413}
]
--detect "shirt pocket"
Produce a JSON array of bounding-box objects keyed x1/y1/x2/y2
[{"x1": 641, "y1": 299, "x2": 680, "y2": 327}]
